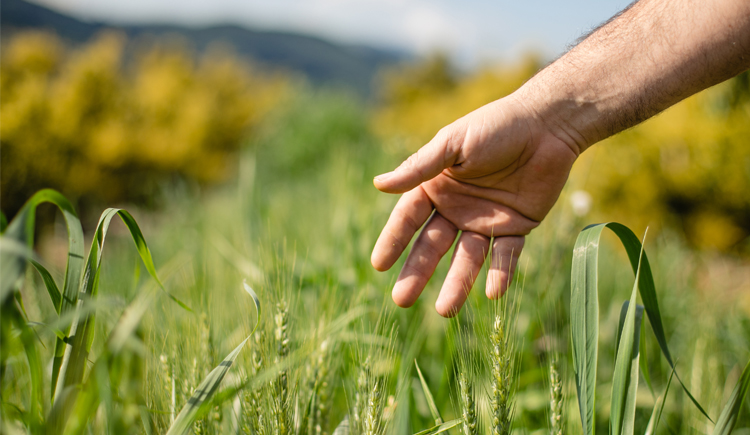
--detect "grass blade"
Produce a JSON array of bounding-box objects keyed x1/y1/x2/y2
[
  {"x1": 645, "y1": 366, "x2": 675, "y2": 435},
  {"x1": 166, "y1": 336, "x2": 250, "y2": 435},
  {"x1": 29, "y1": 260, "x2": 62, "y2": 314},
  {"x1": 570, "y1": 225, "x2": 601, "y2": 435},
  {"x1": 571, "y1": 222, "x2": 712, "y2": 435},
  {"x1": 415, "y1": 360, "x2": 442, "y2": 425},
  {"x1": 243, "y1": 281, "x2": 261, "y2": 333},
  {"x1": 0, "y1": 189, "x2": 84, "y2": 312},
  {"x1": 4, "y1": 302, "x2": 45, "y2": 432},
  {"x1": 711, "y1": 359, "x2": 750, "y2": 435},
  {"x1": 53, "y1": 208, "x2": 117, "y2": 407},
  {"x1": 612, "y1": 300, "x2": 644, "y2": 435},
  {"x1": 166, "y1": 282, "x2": 261, "y2": 435},
  {"x1": 639, "y1": 314, "x2": 655, "y2": 397},
  {"x1": 52, "y1": 208, "x2": 192, "y2": 429},
  {"x1": 117, "y1": 210, "x2": 191, "y2": 312},
  {"x1": 333, "y1": 415, "x2": 350, "y2": 435},
  {"x1": 0, "y1": 190, "x2": 85, "y2": 404},
  {"x1": 412, "y1": 418, "x2": 462, "y2": 435},
  {"x1": 46, "y1": 256, "x2": 188, "y2": 434}
]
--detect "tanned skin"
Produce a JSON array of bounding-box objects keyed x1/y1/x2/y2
[{"x1": 370, "y1": 0, "x2": 750, "y2": 317}]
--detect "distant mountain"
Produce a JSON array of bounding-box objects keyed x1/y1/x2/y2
[{"x1": 1, "y1": 0, "x2": 409, "y2": 96}]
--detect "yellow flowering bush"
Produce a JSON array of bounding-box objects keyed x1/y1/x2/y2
[{"x1": 1, "y1": 31, "x2": 288, "y2": 216}]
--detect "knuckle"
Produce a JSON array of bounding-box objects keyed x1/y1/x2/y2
[
  {"x1": 393, "y1": 207, "x2": 422, "y2": 234},
  {"x1": 401, "y1": 263, "x2": 430, "y2": 283}
]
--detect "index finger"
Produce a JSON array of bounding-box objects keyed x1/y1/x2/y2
[{"x1": 371, "y1": 186, "x2": 433, "y2": 272}]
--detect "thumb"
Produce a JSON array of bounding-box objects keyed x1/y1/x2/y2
[{"x1": 374, "y1": 128, "x2": 460, "y2": 194}]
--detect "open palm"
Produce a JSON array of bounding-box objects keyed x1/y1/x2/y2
[{"x1": 371, "y1": 96, "x2": 578, "y2": 316}]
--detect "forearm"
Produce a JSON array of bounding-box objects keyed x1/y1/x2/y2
[{"x1": 515, "y1": 0, "x2": 750, "y2": 153}]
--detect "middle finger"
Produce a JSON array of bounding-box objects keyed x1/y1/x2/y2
[{"x1": 392, "y1": 212, "x2": 458, "y2": 308}]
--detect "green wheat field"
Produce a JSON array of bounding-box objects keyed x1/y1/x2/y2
[{"x1": 2, "y1": 88, "x2": 749, "y2": 435}]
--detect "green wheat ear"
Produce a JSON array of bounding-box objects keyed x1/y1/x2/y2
[
  {"x1": 459, "y1": 372, "x2": 477, "y2": 435},
  {"x1": 490, "y1": 314, "x2": 513, "y2": 435},
  {"x1": 363, "y1": 378, "x2": 383, "y2": 435},
  {"x1": 549, "y1": 358, "x2": 564, "y2": 435},
  {"x1": 273, "y1": 298, "x2": 290, "y2": 435},
  {"x1": 243, "y1": 330, "x2": 266, "y2": 435},
  {"x1": 353, "y1": 355, "x2": 371, "y2": 431}
]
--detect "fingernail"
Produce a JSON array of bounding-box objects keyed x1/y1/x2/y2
[{"x1": 374, "y1": 171, "x2": 394, "y2": 182}]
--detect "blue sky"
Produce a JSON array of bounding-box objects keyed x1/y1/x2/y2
[{"x1": 34, "y1": 0, "x2": 631, "y2": 67}]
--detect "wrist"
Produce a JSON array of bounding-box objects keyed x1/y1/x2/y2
[{"x1": 511, "y1": 64, "x2": 603, "y2": 156}]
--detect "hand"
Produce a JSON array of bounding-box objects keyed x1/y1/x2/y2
[{"x1": 371, "y1": 94, "x2": 579, "y2": 317}]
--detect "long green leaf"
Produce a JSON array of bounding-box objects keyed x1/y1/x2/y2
[
  {"x1": 333, "y1": 415, "x2": 350, "y2": 435},
  {"x1": 117, "y1": 210, "x2": 192, "y2": 312},
  {"x1": 570, "y1": 222, "x2": 711, "y2": 435},
  {"x1": 415, "y1": 360, "x2": 442, "y2": 425},
  {"x1": 29, "y1": 260, "x2": 62, "y2": 314},
  {"x1": 4, "y1": 302, "x2": 45, "y2": 432},
  {"x1": 0, "y1": 189, "x2": 85, "y2": 405},
  {"x1": 166, "y1": 282, "x2": 261, "y2": 435},
  {"x1": 612, "y1": 300, "x2": 644, "y2": 435},
  {"x1": 166, "y1": 336, "x2": 250, "y2": 435},
  {"x1": 46, "y1": 256, "x2": 189, "y2": 434},
  {"x1": 711, "y1": 359, "x2": 750, "y2": 435},
  {"x1": 639, "y1": 313, "x2": 655, "y2": 397},
  {"x1": 645, "y1": 366, "x2": 675, "y2": 435},
  {"x1": 27, "y1": 321, "x2": 66, "y2": 341},
  {"x1": 51, "y1": 208, "x2": 191, "y2": 428},
  {"x1": 242, "y1": 281, "x2": 261, "y2": 327},
  {"x1": 0, "y1": 237, "x2": 40, "y2": 263},
  {"x1": 571, "y1": 225, "x2": 601, "y2": 434},
  {"x1": 53, "y1": 208, "x2": 117, "y2": 407},
  {"x1": 412, "y1": 418, "x2": 462, "y2": 435},
  {"x1": 0, "y1": 189, "x2": 84, "y2": 311}
]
